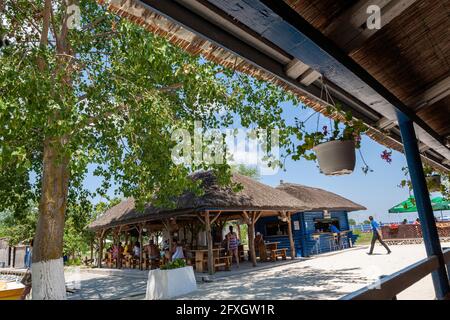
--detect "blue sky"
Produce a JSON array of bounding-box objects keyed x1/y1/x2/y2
[{"x1": 82, "y1": 99, "x2": 443, "y2": 224}]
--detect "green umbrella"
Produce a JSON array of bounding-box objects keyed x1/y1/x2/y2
[
  {"x1": 388, "y1": 196, "x2": 450, "y2": 213},
  {"x1": 431, "y1": 197, "x2": 450, "y2": 211}
]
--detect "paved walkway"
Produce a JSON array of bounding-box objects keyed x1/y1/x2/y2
[{"x1": 66, "y1": 242, "x2": 450, "y2": 300}]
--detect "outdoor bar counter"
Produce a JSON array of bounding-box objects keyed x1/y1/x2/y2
[{"x1": 310, "y1": 230, "x2": 352, "y2": 254}]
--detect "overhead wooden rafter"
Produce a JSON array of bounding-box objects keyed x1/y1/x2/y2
[
  {"x1": 410, "y1": 75, "x2": 450, "y2": 112},
  {"x1": 100, "y1": 0, "x2": 450, "y2": 172},
  {"x1": 324, "y1": 0, "x2": 418, "y2": 53}
]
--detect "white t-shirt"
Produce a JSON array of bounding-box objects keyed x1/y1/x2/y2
[
  {"x1": 133, "y1": 246, "x2": 140, "y2": 257},
  {"x1": 172, "y1": 246, "x2": 185, "y2": 260}
]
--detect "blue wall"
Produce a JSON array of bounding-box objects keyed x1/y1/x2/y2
[{"x1": 255, "y1": 211, "x2": 352, "y2": 257}]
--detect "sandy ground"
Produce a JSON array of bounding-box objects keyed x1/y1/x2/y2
[{"x1": 66, "y1": 242, "x2": 450, "y2": 300}]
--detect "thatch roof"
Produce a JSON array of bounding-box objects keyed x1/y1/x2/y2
[
  {"x1": 276, "y1": 182, "x2": 366, "y2": 212},
  {"x1": 88, "y1": 171, "x2": 311, "y2": 231}
]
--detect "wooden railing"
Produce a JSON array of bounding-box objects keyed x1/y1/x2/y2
[{"x1": 341, "y1": 248, "x2": 450, "y2": 300}]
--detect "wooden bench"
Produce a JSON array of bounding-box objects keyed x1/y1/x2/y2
[
  {"x1": 214, "y1": 255, "x2": 232, "y2": 271},
  {"x1": 269, "y1": 248, "x2": 287, "y2": 262}
]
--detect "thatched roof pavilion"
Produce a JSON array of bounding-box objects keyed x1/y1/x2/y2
[
  {"x1": 89, "y1": 171, "x2": 310, "y2": 231},
  {"x1": 89, "y1": 170, "x2": 313, "y2": 273},
  {"x1": 276, "y1": 182, "x2": 366, "y2": 212}
]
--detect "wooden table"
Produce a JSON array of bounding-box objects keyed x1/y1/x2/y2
[
  {"x1": 0, "y1": 281, "x2": 25, "y2": 300},
  {"x1": 264, "y1": 242, "x2": 287, "y2": 261},
  {"x1": 190, "y1": 249, "x2": 223, "y2": 272}
]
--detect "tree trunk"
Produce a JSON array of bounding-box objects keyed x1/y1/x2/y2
[
  {"x1": 248, "y1": 222, "x2": 256, "y2": 267},
  {"x1": 286, "y1": 213, "x2": 296, "y2": 259},
  {"x1": 32, "y1": 138, "x2": 70, "y2": 300}
]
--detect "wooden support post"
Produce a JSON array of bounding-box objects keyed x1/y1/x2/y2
[
  {"x1": 204, "y1": 211, "x2": 214, "y2": 275},
  {"x1": 97, "y1": 230, "x2": 105, "y2": 268},
  {"x1": 243, "y1": 211, "x2": 257, "y2": 267},
  {"x1": 138, "y1": 224, "x2": 143, "y2": 270},
  {"x1": 90, "y1": 239, "x2": 94, "y2": 262},
  {"x1": 236, "y1": 223, "x2": 242, "y2": 242},
  {"x1": 162, "y1": 219, "x2": 173, "y2": 252},
  {"x1": 249, "y1": 219, "x2": 256, "y2": 267},
  {"x1": 286, "y1": 212, "x2": 296, "y2": 259}
]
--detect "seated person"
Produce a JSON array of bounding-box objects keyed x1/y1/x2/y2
[
  {"x1": 133, "y1": 241, "x2": 141, "y2": 258},
  {"x1": 402, "y1": 219, "x2": 408, "y2": 225},
  {"x1": 171, "y1": 239, "x2": 185, "y2": 261},
  {"x1": 414, "y1": 218, "x2": 420, "y2": 225},
  {"x1": 254, "y1": 232, "x2": 266, "y2": 261},
  {"x1": 147, "y1": 240, "x2": 160, "y2": 260}
]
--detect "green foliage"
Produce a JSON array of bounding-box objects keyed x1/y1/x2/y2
[
  {"x1": 66, "y1": 257, "x2": 82, "y2": 266},
  {"x1": 348, "y1": 219, "x2": 356, "y2": 226},
  {"x1": 0, "y1": 205, "x2": 38, "y2": 245},
  {"x1": 231, "y1": 164, "x2": 260, "y2": 180},
  {"x1": 0, "y1": 0, "x2": 372, "y2": 251},
  {"x1": 290, "y1": 103, "x2": 367, "y2": 162},
  {"x1": 352, "y1": 230, "x2": 372, "y2": 245},
  {"x1": 160, "y1": 258, "x2": 186, "y2": 270},
  {"x1": 0, "y1": 0, "x2": 304, "y2": 216},
  {"x1": 399, "y1": 166, "x2": 449, "y2": 199}
]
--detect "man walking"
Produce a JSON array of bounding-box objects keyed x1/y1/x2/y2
[{"x1": 368, "y1": 216, "x2": 391, "y2": 255}]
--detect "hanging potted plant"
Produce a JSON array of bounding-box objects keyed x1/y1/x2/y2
[
  {"x1": 398, "y1": 166, "x2": 445, "y2": 194},
  {"x1": 290, "y1": 80, "x2": 367, "y2": 176},
  {"x1": 309, "y1": 116, "x2": 366, "y2": 176}
]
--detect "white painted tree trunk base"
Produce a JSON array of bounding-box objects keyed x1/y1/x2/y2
[{"x1": 32, "y1": 258, "x2": 67, "y2": 300}]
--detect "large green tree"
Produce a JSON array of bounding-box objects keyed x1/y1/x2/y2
[{"x1": 0, "y1": 0, "x2": 299, "y2": 299}]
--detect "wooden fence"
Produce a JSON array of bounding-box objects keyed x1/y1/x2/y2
[
  {"x1": 381, "y1": 222, "x2": 450, "y2": 240},
  {"x1": 0, "y1": 239, "x2": 28, "y2": 269}
]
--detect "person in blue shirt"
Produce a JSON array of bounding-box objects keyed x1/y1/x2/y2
[
  {"x1": 368, "y1": 216, "x2": 391, "y2": 255},
  {"x1": 24, "y1": 239, "x2": 33, "y2": 269},
  {"x1": 330, "y1": 224, "x2": 340, "y2": 234}
]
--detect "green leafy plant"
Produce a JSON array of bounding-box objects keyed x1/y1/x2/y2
[
  {"x1": 399, "y1": 165, "x2": 449, "y2": 198},
  {"x1": 160, "y1": 258, "x2": 187, "y2": 270},
  {"x1": 291, "y1": 102, "x2": 367, "y2": 162}
]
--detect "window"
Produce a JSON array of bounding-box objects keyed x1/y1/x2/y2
[
  {"x1": 314, "y1": 218, "x2": 340, "y2": 233},
  {"x1": 266, "y1": 221, "x2": 288, "y2": 236}
]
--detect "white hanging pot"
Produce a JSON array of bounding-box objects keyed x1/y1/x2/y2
[
  {"x1": 426, "y1": 174, "x2": 441, "y2": 192},
  {"x1": 313, "y1": 140, "x2": 356, "y2": 175}
]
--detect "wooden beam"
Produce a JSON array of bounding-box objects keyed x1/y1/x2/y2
[
  {"x1": 97, "y1": 229, "x2": 106, "y2": 268},
  {"x1": 241, "y1": 211, "x2": 250, "y2": 224},
  {"x1": 324, "y1": 0, "x2": 417, "y2": 53},
  {"x1": 286, "y1": 212, "x2": 296, "y2": 259},
  {"x1": 247, "y1": 212, "x2": 257, "y2": 267},
  {"x1": 299, "y1": 68, "x2": 321, "y2": 86},
  {"x1": 204, "y1": 211, "x2": 214, "y2": 275},
  {"x1": 418, "y1": 142, "x2": 430, "y2": 153},
  {"x1": 210, "y1": 211, "x2": 222, "y2": 225},
  {"x1": 284, "y1": 58, "x2": 309, "y2": 79},
  {"x1": 196, "y1": 213, "x2": 206, "y2": 225},
  {"x1": 253, "y1": 211, "x2": 263, "y2": 223},
  {"x1": 412, "y1": 75, "x2": 450, "y2": 111},
  {"x1": 248, "y1": 220, "x2": 257, "y2": 267},
  {"x1": 376, "y1": 116, "x2": 397, "y2": 130},
  {"x1": 138, "y1": 224, "x2": 143, "y2": 270}
]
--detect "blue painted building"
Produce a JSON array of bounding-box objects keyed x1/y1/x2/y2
[{"x1": 255, "y1": 182, "x2": 366, "y2": 257}]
